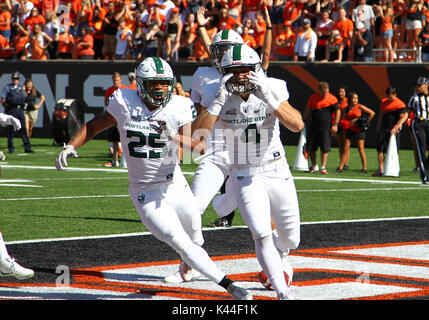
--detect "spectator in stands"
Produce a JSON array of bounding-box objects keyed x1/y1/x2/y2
[
  {"x1": 57, "y1": 26, "x2": 75, "y2": 59},
  {"x1": 392, "y1": 0, "x2": 405, "y2": 56},
  {"x1": 243, "y1": 0, "x2": 263, "y2": 21},
  {"x1": 130, "y1": 22, "x2": 145, "y2": 60},
  {"x1": 74, "y1": 25, "x2": 94, "y2": 59},
  {"x1": 0, "y1": 3, "x2": 12, "y2": 41},
  {"x1": 373, "y1": 86, "x2": 408, "y2": 176},
  {"x1": 43, "y1": 10, "x2": 60, "y2": 59},
  {"x1": 115, "y1": 18, "x2": 133, "y2": 60},
  {"x1": 40, "y1": 0, "x2": 59, "y2": 17},
  {"x1": 227, "y1": 0, "x2": 242, "y2": 23},
  {"x1": 18, "y1": 0, "x2": 34, "y2": 25},
  {"x1": 269, "y1": 0, "x2": 286, "y2": 55},
  {"x1": 178, "y1": 11, "x2": 197, "y2": 59},
  {"x1": 24, "y1": 7, "x2": 46, "y2": 32},
  {"x1": 275, "y1": 20, "x2": 296, "y2": 60},
  {"x1": 283, "y1": 0, "x2": 305, "y2": 33},
  {"x1": 293, "y1": 18, "x2": 317, "y2": 61},
  {"x1": 376, "y1": 4, "x2": 394, "y2": 62},
  {"x1": 418, "y1": 20, "x2": 429, "y2": 62},
  {"x1": 165, "y1": 6, "x2": 182, "y2": 61},
  {"x1": 302, "y1": 0, "x2": 318, "y2": 27},
  {"x1": 102, "y1": 1, "x2": 119, "y2": 60},
  {"x1": 88, "y1": 5, "x2": 105, "y2": 60},
  {"x1": 353, "y1": 21, "x2": 374, "y2": 61},
  {"x1": 315, "y1": 10, "x2": 333, "y2": 61},
  {"x1": 337, "y1": 92, "x2": 375, "y2": 174},
  {"x1": 241, "y1": 25, "x2": 257, "y2": 49},
  {"x1": 333, "y1": 7, "x2": 353, "y2": 61},
  {"x1": 10, "y1": 22, "x2": 29, "y2": 60},
  {"x1": 23, "y1": 78, "x2": 45, "y2": 138},
  {"x1": 253, "y1": 11, "x2": 266, "y2": 55},
  {"x1": 351, "y1": 0, "x2": 375, "y2": 33},
  {"x1": 321, "y1": 28, "x2": 344, "y2": 62},
  {"x1": 27, "y1": 23, "x2": 53, "y2": 60},
  {"x1": 75, "y1": 0, "x2": 92, "y2": 37},
  {"x1": 404, "y1": 0, "x2": 424, "y2": 51},
  {"x1": 303, "y1": 81, "x2": 339, "y2": 175},
  {"x1": 317, "y1": 0, "x2": 335, "y2": 16},
  {"x1": 218, "y1": 6, "x2": 241, "y2": 31}
]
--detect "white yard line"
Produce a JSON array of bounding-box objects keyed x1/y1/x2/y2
[{"x1": 5, "y1": 216, "x2": 429, "y2": 245}]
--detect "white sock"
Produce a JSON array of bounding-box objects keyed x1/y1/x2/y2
[{"x1": 0, "y1": 232, "x2": 9, "y2": 262}]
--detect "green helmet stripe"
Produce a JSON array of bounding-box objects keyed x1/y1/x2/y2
[
  {"x1": 153, "y1": 57, "x2": 164, "y2": 74},
  {"x1": 221, "y1": 29, "x2": 229, "y2": 40},
  {"x1": 232, "y1": 45, "x2": 242, "y2": 61}
]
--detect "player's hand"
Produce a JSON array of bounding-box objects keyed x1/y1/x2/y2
[
  {"x1": 196, "y1": 6, "x2": 212, "y2": 27},
  {"x1": 56, "y1": 144, "x2": 78, "y2": 171},
  {"x1": 5, "y1": 115, "x2": 21, "y2": 131},
  {"x1": 248, "y1": 71, "x2": 280, "y2": 112},
  {"x1": 150, "y1": 116, "x2": 176, "y2": 141},
  {"x1": 207, "y1": 73, "x2": 232, "y2": 116}
]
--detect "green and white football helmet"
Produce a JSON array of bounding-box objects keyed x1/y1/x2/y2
[
  {"x1": 210, "y1": 29, "x2": 244, "y2": 68},
  {"x1": 220, "y1": 44, "x2": 262, "y2": 95},
  {"x1": 135, "y1": 57, "x2": 176, "y2": 107}
]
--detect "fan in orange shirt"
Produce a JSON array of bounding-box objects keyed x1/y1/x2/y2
[
  {"x1": 253, "y1": 11, "x2": 266, "y2": 53},
  {"x1": 218, "y1": 7, "x2": 241, "y2": 30},
  {"x1": 333, "y1": 7, "x2": 353, "y2": 61},
  {"x1": 24, "y1": 7, "x2": 47, "y2": 31},
  {"x1": 275, "y1": 20, "x2": 296, "y2": 60},
  {"x1": 241, "y1": 25, "x2": 257, "y2": 48},
  {"x1": 57, "y1": 26, "x2": 75, "y2": 59}
]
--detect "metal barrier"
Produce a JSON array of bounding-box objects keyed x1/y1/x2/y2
[{"x1": 373, "y1": 47, "x2": 422, "y2": 62}]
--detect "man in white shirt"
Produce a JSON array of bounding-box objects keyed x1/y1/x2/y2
[{"x1": 293, "y1": 18, "x2": 318, "y2": 62}]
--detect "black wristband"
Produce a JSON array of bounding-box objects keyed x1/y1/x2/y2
[{"x1": 266, "y1": 26, "x2": 272, "y2": 30}]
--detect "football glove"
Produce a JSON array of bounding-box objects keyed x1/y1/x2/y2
[
  {"x1": 207, "y1": 73, "x2": 232, "y2": 116},
  {"x1": 247, "y1": 71, "x2": 280, "y2": 112},
  {"x1": 55, "y1": 144, "x2": 78, "y2": 171},
  {"x1": 150, "y1": 115, "x2": 176, "y2": 141}
]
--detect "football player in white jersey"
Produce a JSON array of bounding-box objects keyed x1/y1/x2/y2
[
  {"x1": 192, "y1": 44, "x2": 304, "y2": 300},
  {"x1": 163, "y1": 6, "x2": 275, "y2": 284},
  {"x1": 55, "y1": 57, "x2": 252, "y2": 300}
]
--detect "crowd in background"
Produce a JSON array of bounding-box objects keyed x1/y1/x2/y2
[{"x1": 1, "y1": 0, "x2": 429, "y2": 62}]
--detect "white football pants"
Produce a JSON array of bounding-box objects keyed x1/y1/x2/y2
[
  {"x1": 130, "y1": 171, "x2": 225, "y2": 283},
  {"x1": 229, "y1": 157, "x2": 301, "y2": 296},
  {"x1": 191, "y1": 150, "x2": 236, "y2": 215}
]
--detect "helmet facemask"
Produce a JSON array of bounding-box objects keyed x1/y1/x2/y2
[
  {"x1": 210, "y1": 42, "x2": 235, "y2": 67},
  {"x1": 220, "y1": 44, "x2": 263, "y2": 95},
  {"x1": 136, "y1": 77, "x2": 175, "y2": 108}
]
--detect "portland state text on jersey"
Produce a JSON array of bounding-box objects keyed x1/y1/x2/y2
[{"x1": 220, "y1": 112, "x2": 272, "y2": 124}]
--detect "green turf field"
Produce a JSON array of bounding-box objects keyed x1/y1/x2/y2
[{"x1": 0, "y1": 137, "x2": 427, "y2": 242}]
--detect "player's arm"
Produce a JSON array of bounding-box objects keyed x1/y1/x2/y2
[
  {"x1": 56, "y1": 111, "x2": 117, "y2": 171},
  {"x1": 261, "y1": 6, "x2": 272, "y2": 71},
  {"x1": 391, "y1": 109, "x2": 409, "y2": 135},
  {"x1": 191, "y1": 108, "x2": 218, "y2": 139},
  {"x1": 196, "y1": 6, "x2": 213, "y2": 58},
  {"x1": 177, "y1": 121, "x2": 207, "y2": 155},
  {"x1": 273, "y1": 100, "x2": 305, "y2": 133}
]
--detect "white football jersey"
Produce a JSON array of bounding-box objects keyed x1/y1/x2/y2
[
  {"x1": 107, "y1": 88, "x2": 197, "y2": 186},
  {"x1": 218, "y1": 78, "x2": 290, "y2": 166},
  {"x1": 191, "y1": 66, "x2": 226, "y2": 155}
]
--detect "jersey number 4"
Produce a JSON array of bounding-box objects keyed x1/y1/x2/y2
[{"x1": 127, "y1": 130, "x2": 166, "y2": 158}]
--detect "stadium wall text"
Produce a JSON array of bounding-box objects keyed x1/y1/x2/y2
[{"x1": 1, "y1": 60, "x2": 428, "y2": 149}]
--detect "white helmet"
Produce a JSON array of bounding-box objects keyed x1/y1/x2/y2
[
  {"x1": 220, "y1": 44, "x2": 262, "y2": 94},
  {"x1": 210, "y1": 29, "x2": 244, "y2": 68},
  {"x1": 135, "y1": 57, "x2": 176, "y2": 107}
]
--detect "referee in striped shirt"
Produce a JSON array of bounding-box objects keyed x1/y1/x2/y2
[{"x1": 408, "y1": 76, "x2": 429, "y2": 184}]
